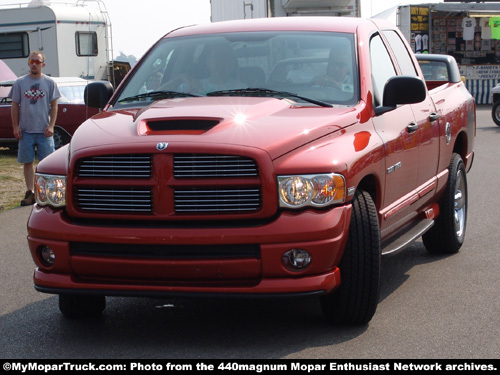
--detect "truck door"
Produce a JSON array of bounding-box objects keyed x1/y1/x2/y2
[
  {"x1": 382, "y1": 30, "x2": 440, "y2": 194},
  {"x1": 370, "y1": 34, "x2": 419, "y2": 216},
  {"x1": 411, "y1": 96, "x2": 440, "y2": 189}
]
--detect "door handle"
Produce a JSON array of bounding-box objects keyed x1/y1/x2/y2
[
  {"x1": 429, "y1": 112, "x2": 439, "y2": 122},
  {"x1": 407, "y1": 122, "x2": 419, "y2": 133}
]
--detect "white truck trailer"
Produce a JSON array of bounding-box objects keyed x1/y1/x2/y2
[
  {"x1": 0, "y1": 0, "x2": 112, "y2": 79},
  {"x1": 211, "y1": 0, "x2": 360, "y2": 22}
]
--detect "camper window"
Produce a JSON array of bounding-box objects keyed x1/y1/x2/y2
[
  {"x1": 76, "y1": 32, "x2": 98, "y2": 57},
  {"x1": 0, "y1": 32, "x2": 29, "y2": 59}
]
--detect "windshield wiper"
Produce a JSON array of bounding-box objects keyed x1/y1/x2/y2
[
  {"x1": 206, "y1": 88, "x2": 333, "y2": 107},
  {"x1": 118, "y1": 90, "x2": 200, "y2": 103}
]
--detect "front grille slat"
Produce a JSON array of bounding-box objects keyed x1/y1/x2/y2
[
  {"x1": 78, "y1": 155, "x2": 151, "y2": 178},
  {"x1": 174, "y1": 188, "x2": 261, "y2": 213},
  {"x1": 174, "y1": 154, "x2": 258, "y2": 178},
  {"x1": 77, "y1": 188, "x2": 152, "y2": 213}
]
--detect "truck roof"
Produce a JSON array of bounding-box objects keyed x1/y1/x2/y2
[{"x1": 164, "y1": 16, "x2": 386, "y2": 38}]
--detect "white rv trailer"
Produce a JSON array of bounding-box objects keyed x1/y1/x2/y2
[
  {"x1": 210, "y1": 0, "x2": 360, "y2": 22},
  {"x1": 0, "y1": 0, "x2": 112, "y2": 79}
]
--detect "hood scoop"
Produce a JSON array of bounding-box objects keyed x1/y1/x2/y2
[{"x1": 138, "y1": 118, "x2": 221, "y2": 135}]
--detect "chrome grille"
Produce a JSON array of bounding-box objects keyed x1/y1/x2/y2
[
  {"x1": 174, "y1": 154, "x2": 258, "y2": 178},
  {"x1": 76, "y1": 188, "x2": 152, "y2": 212},
  {"x1": 174, "y1": 188, "x2": 261, "y2": 212},
  {"x1": 78, "y1": 155, "x2": 151, "y2": 178},
  {"x1": 73, "y1": 153, "x2": 263, "y2": 215}
]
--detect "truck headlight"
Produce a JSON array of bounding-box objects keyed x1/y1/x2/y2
[
  {"x1": 278, "y1": 173, "x2": 346, "y2": 209},
  {"x1": 35, "y1": 174, "x2": 66, "y2": 208}
]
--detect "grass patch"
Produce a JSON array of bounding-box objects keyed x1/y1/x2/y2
[{"x1": 0, "y1": 148, "x2": 26, "y2": 211}]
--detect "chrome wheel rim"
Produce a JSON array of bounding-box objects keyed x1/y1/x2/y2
[
  {"x1": 53, "y1": 130, "x2": 63, "y2": 150},
  {"x1": 454, "y1": 169, "x2": 466, "y2": 240}
]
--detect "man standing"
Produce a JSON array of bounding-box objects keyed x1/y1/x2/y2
[{"x1": 9, "y1": 51, "x2": 61, "y2": 206}]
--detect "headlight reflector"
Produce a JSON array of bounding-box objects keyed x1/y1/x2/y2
[
  {"x1": 278, "y1": 173, "x2": 346, "y2": 208},
  {"x1": 279, "y1": 176, "x2": 314, "y2": 207},
  {"x1": 35, "y1": 174, "x2": 66, "y2": 207}
]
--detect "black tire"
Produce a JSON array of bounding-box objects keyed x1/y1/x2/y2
[
  {"x1": 59, "y1": 294, "x2": 106, "y2": 318},
  {"x1": 423, "y1": 153, "x2": 467, "y2": 254},
  {"x1": 320, "y1": 190, "x2": 381, "y2": 325},
  {"x1": 492, "y1": 101, "x2": 500, "y2": 126}
]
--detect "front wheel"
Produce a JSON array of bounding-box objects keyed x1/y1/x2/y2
[
  {"x1": 423, "y1": 153, "x2": 467, "y2": 254},
  {"x1": 492, "y1": 101, "x2": 500, "y2": 126},
  {"x1": 320, "y1": 190, "x2": 381, "y2": 325},
  {"x1": 53, "y1": 127, "x2": 71, "y2": 149}
]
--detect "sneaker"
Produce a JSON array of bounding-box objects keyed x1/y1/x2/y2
[{"x1": 21, "y1": 190, "x2": 35, "y2": 206}]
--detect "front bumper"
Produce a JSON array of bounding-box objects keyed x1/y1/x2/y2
[{"x1": 28, "y1": 204, "x2": 351, "y2": 297}]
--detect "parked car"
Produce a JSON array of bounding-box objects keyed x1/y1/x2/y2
[
  {"x1": 0, "y1": 77, "x2": 99, "y2": 150},
  {"x1": 491, "y1": 83, "x2": 500, "y2": 126},
  {"x1": 29, "y1": 17, "x2": 475, "y2": 324},
  {"x1": 0, "y1": 59, "x2": 17, "y2": 97}
]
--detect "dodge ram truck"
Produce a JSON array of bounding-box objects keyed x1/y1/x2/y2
[{"x1": 27, "y1": 17, "x2": 475, "y2": 324}]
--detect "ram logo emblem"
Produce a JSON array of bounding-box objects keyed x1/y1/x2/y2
[{"x1": 156, "y1": 142, "x2": 168, "y2": 151}]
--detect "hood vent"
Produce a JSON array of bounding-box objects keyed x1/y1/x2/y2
[{"x1": 140, "y1": 119, "x2": 220, "y2": 135}]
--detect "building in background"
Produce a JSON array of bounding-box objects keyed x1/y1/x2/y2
[{"x1": 389, "y1": 1, "x2": 500, "y2": 104}]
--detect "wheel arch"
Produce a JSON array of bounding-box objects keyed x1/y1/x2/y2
[
  {"x1": 54, "y1": 125, "x2": 71, "y2": 137},
  {"x1": 453, "y1": 130, "x2": 467, "y2": 163},
  {"x1": 355, "y1": 174, "x2": 381, "y2": 211}
]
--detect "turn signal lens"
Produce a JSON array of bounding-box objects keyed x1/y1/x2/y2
[{"x1": 278, "y1": 173, "x2": 346, "y2": 209}]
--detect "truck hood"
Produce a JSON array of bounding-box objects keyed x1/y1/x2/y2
[{"x1": 71, "y1": 97, "x2": 359, "y2": 159}]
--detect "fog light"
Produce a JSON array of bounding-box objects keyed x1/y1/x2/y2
[
  {"x1": 282, "y1": 249, "x2": 311, "y2": 272},
  {"x1": 41, "y1": 246, "x2": 55, "y2": 266}
]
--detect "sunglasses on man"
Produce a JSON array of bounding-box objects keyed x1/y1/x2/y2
[{"x1": 29, "y1": 59, "x2": 44, "y2": 65}]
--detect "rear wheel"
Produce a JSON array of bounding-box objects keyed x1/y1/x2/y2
[
  {"x1": 423, "y1": 153, "x2": 467, "y2": 254},
  {"x1": 492, "y1": 101, "x2": 500, "y2": 126},
  {"x1": 320, "y1": 190, "x2": 381, "y2": 325},
  {"x1": 59, "y1": 294, "x2": 106, "y2": 318}
]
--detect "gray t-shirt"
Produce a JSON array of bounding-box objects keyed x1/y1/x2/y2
[{"x1": 8, "y1": 74, "x2": 61, "y2": 133}]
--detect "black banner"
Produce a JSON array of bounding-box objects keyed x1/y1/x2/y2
[{"x1": 1, "y1": 359, "x2": 499, "y2": 374}]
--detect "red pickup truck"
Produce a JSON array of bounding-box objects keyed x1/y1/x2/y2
[{"x1": 27, "y1": 17, "x2": 475, "y2": 324}]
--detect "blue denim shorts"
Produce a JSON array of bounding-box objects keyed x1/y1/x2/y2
[{"x1": 18, "y1": 132, "x2": 55, "y2": 163}]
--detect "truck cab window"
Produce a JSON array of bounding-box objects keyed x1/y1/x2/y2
[
  {"x1": 370, "y1": 34, "x2": 396, "y2": 107},
  {"x1": 382, "y1": 30, "x2": 418, "y2": 77}
]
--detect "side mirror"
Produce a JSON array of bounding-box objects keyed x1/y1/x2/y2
[
  {"x1": 85, "y1": 81, "x2": 114, "y2": 109},
  {"x1": 383, "y1": 76, "x2": 426, "y2": 107},
  {"x1": 375, "y1": 76, "x2": 427, "y2": 116}
]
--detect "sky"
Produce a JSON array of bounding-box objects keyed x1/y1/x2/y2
[
  {"x1": 106, "y1": 0, "x2": 443, "y2": 58},
  {"x1": 0, "y1": 0, "x2": 443, "y2": 59}
]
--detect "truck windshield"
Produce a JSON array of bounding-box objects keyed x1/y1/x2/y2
[{"x1": 114, "y1": 31, "x2": 358, "y2": 108}]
